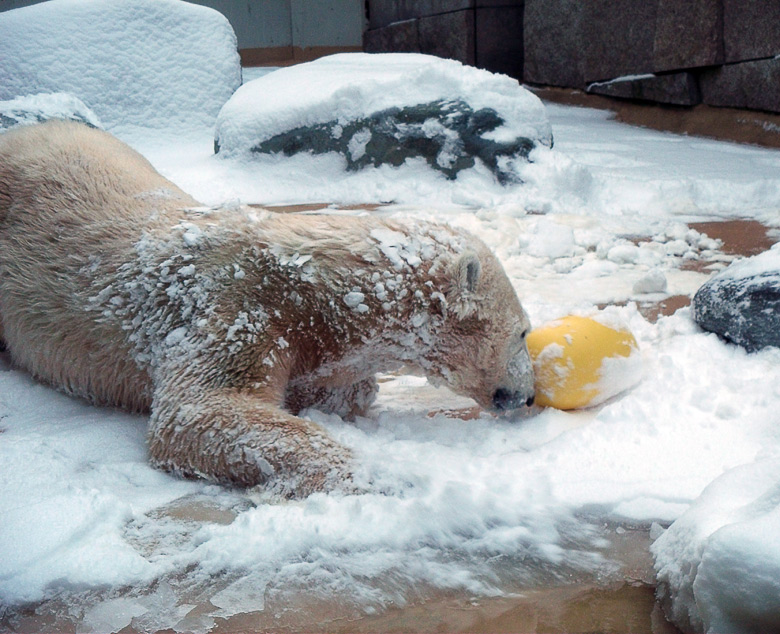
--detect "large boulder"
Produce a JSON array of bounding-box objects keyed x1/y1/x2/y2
[
  {"x1": 215, "y1": 53, "x2": 552, "y2": 184},
  {"x1": 653, "y1": 0, "x2": 723, "y2": 72},
  {"x1": 524, "y1": 0, "x2": 723, "y2": 88},
  {"x1": 0, "y1": 0, "x2": 241, "y2": 134},
  {"x1": 692, "y1": 244, "x2": 780, "y2": 352}
]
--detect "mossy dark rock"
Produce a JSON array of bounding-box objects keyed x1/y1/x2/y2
[
  {"x1": 0, "y1": 94, "x2": 102, "y2": 133},
  {"x1": 0, "y1": 110, "x2": 99, "y2": 132},
  {"x1": 216, "y1": 98, "x2": 541, "y2": 185},
  {"x1": 693, "y1": 260, "x2": 780, "y2": 352}
]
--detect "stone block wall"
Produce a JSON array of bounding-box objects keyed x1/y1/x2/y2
[
  {"x1": 366, "y1": 0, "x2": 780, "y2": 114},
  {"x1": 524, "y1": 0, "x2": 780, "y2": 113},
  {"x1": 364, "y1": 0, "x2": 524, "y2": 78}
]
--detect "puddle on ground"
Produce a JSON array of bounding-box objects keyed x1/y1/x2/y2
[
  {"x1": 1, "y1": 500, "x2": 681, "y2": 634},
  {"x1": 206, "y1": 526, "x2": 681, "y2": 634}
]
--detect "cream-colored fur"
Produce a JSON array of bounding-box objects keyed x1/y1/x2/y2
[{"x1": 0, "y1": 120, "x2": 534, "y2": 497}]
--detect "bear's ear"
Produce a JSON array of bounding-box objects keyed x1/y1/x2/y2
[
  {"x1": 447, "y1": 251, "x2": 482, "y2": 319},
  {"x1": 456, "y1": 251, "x2": 481, "y2": 293}
]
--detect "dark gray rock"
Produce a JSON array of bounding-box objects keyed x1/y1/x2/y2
[
  {"x1": 366, "y1": 3, "x2": 524, "y2": 77},
  {"x1": 523, "y1": 0, "x2": 586, "y2": 87},
  {"x1": 526, "y1": 0, "x2": 656, "y2": 86},
  {"x1": 699, "y1": 58, "x2": 780, "y2": 114},
  {"x1": 0, "y1": 93, "x2": 102, "y2": 133},
  {"x1": 723, "y1": 0, "x2": 780, "y2": 63},
  {"x1": 653, "y1": 0, "x2": 723, "y2": 72},
  {"x1": 220, "y1": 98, "x2": 538, "y2": 184},
  {"x1": 587, "y1": 72, "x2": 701, "y2": 106},
  {"x1": 693, "y1": 254, "x2": 780, "y2": 352},
  {"x1": 0, "y1": 110, "x2": 99, "y2": 131},
  {"x1": 475, "y1": 5, "x2": 524, "y2": 79},
  {"x1": 405, "y1": 0, "x2": 473, "y2": 18}
]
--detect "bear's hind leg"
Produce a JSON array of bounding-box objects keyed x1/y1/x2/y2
[
  {"x1": 285, "y1": 377, "x2": 379, "y2": 419},
  {"x1": 148, "y1": 380, "x2": 354, "y2": 498}
]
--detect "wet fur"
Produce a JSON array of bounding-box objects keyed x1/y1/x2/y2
[{"x1": 0, "y1": 121, "x2": 534, "y2": 497}]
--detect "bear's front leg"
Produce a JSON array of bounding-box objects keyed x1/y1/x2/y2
[
  {"x1": 285, "y1": 376, "x2": 379, "y2": 419},
  {"x1": 147, "y1": 380, "x2": 353, "y2": 498}
]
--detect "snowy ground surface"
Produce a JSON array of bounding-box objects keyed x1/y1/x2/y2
[{"x1": 2, "y1": 69, "x2": 780, "y2": 633}]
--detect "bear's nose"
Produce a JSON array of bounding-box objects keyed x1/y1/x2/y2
[{"x1": 492, "y1": 388, "x2": 534, "y2": 411}]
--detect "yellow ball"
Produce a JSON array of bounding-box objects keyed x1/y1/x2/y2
[{"x1": 527, "y1": 315, "x2": 640, "y2": 410}]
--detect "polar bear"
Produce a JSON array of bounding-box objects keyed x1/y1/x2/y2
[{"x1": 0, "y1": 121, "x2": 535, "y2": 497}]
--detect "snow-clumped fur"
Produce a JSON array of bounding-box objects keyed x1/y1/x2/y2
[{"x1": 0, "y1": 121, "x2": 534, "y2": 497}]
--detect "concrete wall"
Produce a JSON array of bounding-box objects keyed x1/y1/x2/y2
[{"x1": 0, "y1": 0, "x2": 364, "y2": 65}]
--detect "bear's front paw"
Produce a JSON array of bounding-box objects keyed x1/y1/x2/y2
[
  {"x1": 248, "y1": 441, "x2": 358, "y2": 499},
  {"x1": 149, "y1": 385, "x2": 360, "y2": 497},
  {"x1": 256, "y1": 449, "x2": 357, "y2": 500}
]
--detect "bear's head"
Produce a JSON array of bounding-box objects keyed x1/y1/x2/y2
[{"x1": 428, "y1": 246, "x2": 535, "y2": 413}]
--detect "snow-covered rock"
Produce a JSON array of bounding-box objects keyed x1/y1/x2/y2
[
  {"x1": 652, "y1": 456, "x2": 780, "y2": 633},
  {"x1": 0, "y1": 93, "x2": 102, "y2": 132},
  {"x1": 214, "y1": 53, "x2": 553, "y2": 184},
  {"x1": 692, "y1": 243, "x2": 780, "y2": 352},
  {"x1": 0, "y1": 0, "x2": 241, "y2": 135}
]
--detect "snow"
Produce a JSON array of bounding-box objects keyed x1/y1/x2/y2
[
  {"x1": 0, "y1": 0, "x2": 241, "y2": 136},
  {"x1": 653, "y1": 456, "x2": 780, "y2": 633},
  {"x1": 2, "y1": 33, "x2": 780, "y2": 632},
  {"x1": 140, "y1": 102, "x2": 780, "y2": 226},
  {"x1": 587, "y1": 73, "x2": 656, "y2": 90}
]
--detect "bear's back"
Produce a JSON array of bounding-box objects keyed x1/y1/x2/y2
[
  {"x1": 0, "y1": 121, "x2": 195, "y2": 411},
  {"x1": 0, "y1": 120, "x2": 198, "y2": 228}
]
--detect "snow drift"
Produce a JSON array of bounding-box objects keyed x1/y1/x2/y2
[{"x1": 0, "y1": 0, "x2": 241, "y2": 135}]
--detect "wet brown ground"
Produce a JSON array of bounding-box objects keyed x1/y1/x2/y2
[
  {"x1": 180, "y1": 521, "x2": 678, "y2": 634},
  {"x1": 1, "y1": 530, "x2": 680, "y2": 634},
  {"x1": 634, "y1": 219, "x2": 778, "y2": 322},
  {"x1": 532, "y1": 87, "x2": 780, "y2": 150}
]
